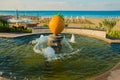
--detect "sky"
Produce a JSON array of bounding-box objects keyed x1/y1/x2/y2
[{"x1": 0, "y1": 0, "x2": 120, "y2": 10}]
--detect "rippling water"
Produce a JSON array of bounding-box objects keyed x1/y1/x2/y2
[{"x1": 0, "y1": 34, "x2": 120, "y2": 80}]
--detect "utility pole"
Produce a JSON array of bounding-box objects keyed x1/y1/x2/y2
[{"x1": 16, "y1": 9, "x2": 19, "y2": 19}]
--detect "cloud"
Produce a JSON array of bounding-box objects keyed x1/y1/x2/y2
[{"x1": 71, "y1": 2, "x2": 120, "y2": 10}]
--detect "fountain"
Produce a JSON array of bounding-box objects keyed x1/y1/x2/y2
[
  {"x1": 69, "y1": 34, "x2": 76, "y2": 43},
  {"x1": 47, "y1": 34, "x2": 63, "y2": 52},
  {"x1": 33, "y1": 15, "x2": 80, "y2": 61},
  {"x1": 47, "y1": 14, "x2": 64, "y2": 52},
  {"x1": 1, "y1": 33, "x2": 120, "y2": 80}
]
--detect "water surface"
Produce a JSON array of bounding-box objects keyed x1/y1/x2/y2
[
  {"x1": 0, "y1": 11, "x2": 120, "y2": 18},
  {"x1": 0, "y1": 34, "x2": 120, "y2": 80}
]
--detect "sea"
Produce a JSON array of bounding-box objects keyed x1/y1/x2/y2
[{"x1": 0, "y1": 10, "x2": 120, "y2": 18}]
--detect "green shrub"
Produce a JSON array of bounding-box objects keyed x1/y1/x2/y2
[
  {"x1": 0, "y1": 17, "x2": 10, "y2": 32},
  {"x1": 0, "y1": 26, "x2": 32, "y2": 33},
  {"x1": 106, "y1": 31, "x2": 120, "y2": 39},
  {"x1": 99, "y1": 23, "x2": 102, "y2": 28},
  {"x1": 22, "y1": 28, "x2": 32, "y2": 33},
  {"x1": 0, "y1": 27, "x2": 10, "y2": 32},
  {"x1": 102, "y1": 19, "x2": 116, "y2": 32},
  {"x1": 65, "y1": 24, "x2": 68, "y2": 27},
  {"x1": 43, "y1": 23, "x2": 48, "y2": 27},
  {"x1": 9, "y1": 27, "x2": 32, "y2": 33},
  {"x1": 0, "y1": 17, "x2": 32, "y2": 33}
]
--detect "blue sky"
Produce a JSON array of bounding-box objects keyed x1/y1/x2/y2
[{"x1": 0, "y1": 0, "x2": 120, "y2": 10}]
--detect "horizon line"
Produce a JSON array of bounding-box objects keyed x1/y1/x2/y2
[{"x1": 0, "y1": 9, "x2": 120, "y2": 11}]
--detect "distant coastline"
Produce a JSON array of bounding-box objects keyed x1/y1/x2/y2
[{"x1": 0, "y1": 10, "x2": 120, "y2": 18}]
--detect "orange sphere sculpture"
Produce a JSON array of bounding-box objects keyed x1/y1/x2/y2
[{"x1": 49, "y1": 15, "x2": 64, "y2": 34}]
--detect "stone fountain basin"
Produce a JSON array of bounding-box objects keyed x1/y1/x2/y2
[{"x1": 0, "y1": 33, "x2": 120, "y2": 80}]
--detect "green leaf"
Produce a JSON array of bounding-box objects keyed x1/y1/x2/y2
[{"x1": 54, "y1": 13, "x2": 64, "y2": 20}]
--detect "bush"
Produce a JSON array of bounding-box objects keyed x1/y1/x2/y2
[
  {"x1": 42, "y1": 23, "x2": 48, "y2": 27},
  {"x1": 99, "y1": 23, "x2": 102, "y2": 28},
  {"x1": 0, "y1": 26, "x2": 32, "y2": 33},
  {"x1": 0, "y1": 17, "x2": 32, "y2": 33},
  {"x1": 22, "y1": 28, "x2": 32, "y2": 33},
  {"x1": 106, "y1": 31, "x2": 120, "y2": 39},
  {"x1": 9, "y1": 27, "x2": 32, "y2": 33},
  {"x1": 0, "y1": 26, "x2": 9, "y2": 32},
  {"x1": 0, "y1": 17, "x2": 10, "y2": 32},
  {"x1": 102, "y1": 19, "x2": 116, "y2": 32},
  {"x1": 65, "y1": 24, "x2": 68, "y2": 27}
]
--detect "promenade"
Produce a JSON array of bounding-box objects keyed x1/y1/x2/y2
[{"x1": 0, "y1": 28, "x2": 120, "y2": 44}]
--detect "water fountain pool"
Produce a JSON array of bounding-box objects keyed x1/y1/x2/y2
[
  {"x1": 32, "y1": 34, "x2": 80, "y2": 61},
  {"x1": 0, "y1": 34, "x2": 120, "y2": 80}
]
